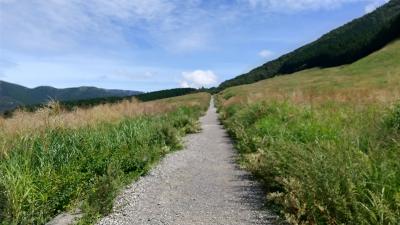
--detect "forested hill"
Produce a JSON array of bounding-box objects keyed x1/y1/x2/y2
[
  {"x1": 136, "y1": 88, "x2": 197, "y2": 102},
  {"x1": 2, "y1": 87, "x2": 198, "y2": 116},
  {"x1": 0, "y1": 80, "x2": 141, "y2": 112},
  {"x1": 219, "y1": 0, "x2": 400, "y2": 90}
]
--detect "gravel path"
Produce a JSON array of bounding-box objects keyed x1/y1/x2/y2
[{"x1": 97, "y1": 99, "x2": 277, "y2": 225}]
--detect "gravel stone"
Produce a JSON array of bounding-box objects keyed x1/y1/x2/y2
[{"x1": 97, "y1": 99, "x2": 278, "y2": 225}]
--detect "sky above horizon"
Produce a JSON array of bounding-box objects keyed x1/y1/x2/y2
[{"x1": 0, "y1": 0, "x2": 389, "y2": 92}]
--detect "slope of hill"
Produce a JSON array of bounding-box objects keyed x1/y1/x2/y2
[
  {"x1": 219, "y1": 0, "x2": 400, "y2": 89},
  {"x1": 216, "y1": 39, "x2": 400, "y2": 224},
  {"x1": 0, "y1": 80, "x2": 141, "y2": 112},
  {"x1": 220, "y1": 38, "x2": 400, "y2": 104}
]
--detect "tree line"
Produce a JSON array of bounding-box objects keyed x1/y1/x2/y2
[{"x1": 2, "y1": 88, "x2": 198, "y2": 117}]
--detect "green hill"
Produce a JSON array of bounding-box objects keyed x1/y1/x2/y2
[
  {"x1": 0, "y1": 80, "x2": 141, "y2": 112},
  {"x1": 219, "y1": 0, "x2": 400, "y2": 90},
  {"x1": 220, "y1": 38, "x2": 400, "y2": 103}
]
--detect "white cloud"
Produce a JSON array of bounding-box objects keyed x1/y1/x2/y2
[
  {"x1": 180, "y1": 70, "x2": 218, "y2": 88},
  {"x1": 0, "y1": 0, "x2": 185, "y2": 53},
  {"x1": 4, "y1": 0, "x2": 386, "y2": 56},
  {"x1": 163, "y1": 29, "x2": 213, "y2": 53},
  {"x1": 259, "y1": 49, "x2": 274, "y2": 58},
  {"x1": 84, "y1": 0, "x2": 174, "y2": 21},
  {"x1": 0, "y1": 0, "x2": 223, "y2": 54},
  {"x1": 0, "y1": 0, "x2": 391, "y2": 55},
  {"x1": 180, "y1": 81, "x2": 191, "y2": 88}
]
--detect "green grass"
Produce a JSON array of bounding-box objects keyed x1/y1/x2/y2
[
  {"x1": 216, "y1": 40, "x2": 400, "y2": 224},
  {"x1": 219, "y1": 101, "x2": 399, "y2": 224},
  {"x1": 0, "y1": 95, "x2": 209, "y2": 225}
]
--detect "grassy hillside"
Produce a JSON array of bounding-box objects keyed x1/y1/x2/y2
[
  {"x1": 0, "y1": 80, "x2": 141, "y2": 112},
  {"x1": 0, "y1": 93, "x2": 210, "y2": 225},
  {"x1": 216, "y1": 40, "x2": 400, "y2": 224},
  {"x1": 221, "y1": 39, "x2": 400, "y2": 105},
  {"x1": 219, "y1": 0, "x2": 400, "y2": 90}
]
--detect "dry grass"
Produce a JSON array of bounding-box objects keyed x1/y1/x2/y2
[
  {"x1": 223, "y1": 88, "x2": 400, "y2": 110},
  {"x1": 0, "y1": 93, "x2": 209, "y2": 136},
  {"x1": 220, "y1": 39, "x2": 400, "y2": 108},
  {"x1": 0, "y1": 93, "x2": 210, "y2": 156}
]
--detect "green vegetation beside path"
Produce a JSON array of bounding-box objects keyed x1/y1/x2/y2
[
  {"x1": 0, "y1": 93, "x2": 210, "y2": 225},
  {"x1": 216, "y1": 40, "x2": 400, "y2": 224}
]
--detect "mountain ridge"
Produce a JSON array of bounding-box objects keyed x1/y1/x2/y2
[{"x1": 0, "y1": 80, "x2": 141, "y2": 112}]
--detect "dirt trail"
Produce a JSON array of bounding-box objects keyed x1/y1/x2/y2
[{"x1": 97, "y1": 99, "x2": 277, "y2": 225}]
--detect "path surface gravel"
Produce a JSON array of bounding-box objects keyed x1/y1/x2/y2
[{"x1": 97, "y1": 99, "x2": 277, "y2": 225}]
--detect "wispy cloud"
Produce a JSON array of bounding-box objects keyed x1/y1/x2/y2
[
  {"x1": 259, "y1": 49, "x2": 274, "y2": 59},
  {"x1": 160, "y1": 28, "x2": 214, "y2": 53},
  {"x1": 1, "y1": 0, "x2": 385, "y2": 54},
  {"x1": 240, "y1": 0, "x2": 387, "y2": 12},
  {"x1": 0, "y1": 0, "x2": 220, "y2": 54}
]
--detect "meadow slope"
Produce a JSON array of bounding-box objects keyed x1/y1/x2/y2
[
  {"x1": 216, "y1": 40, "x2": 400, "y2": 224},
  {"x1": 219, "y1": 0, "x2": 400, "y2": 89},
  {"x1": 0, "y1": 93, "x2": 210, "y2": 225}
]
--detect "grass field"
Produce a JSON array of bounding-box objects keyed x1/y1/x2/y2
[
  {"x1": 216, "y1": 40, "x2": 400, "y2": 224},
  {"x1": 0, "y1": 93, "x2": 210, "y2": 225}
]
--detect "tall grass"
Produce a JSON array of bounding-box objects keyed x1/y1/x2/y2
[
  {"x1": 0, "y1": 93, "x2": 210, "y2": 225},
  {"x1": 216, "y1": 40, "x2": 400, "y2": 224},
  {"x1": 0, "y1": 93, "x2": 207, "y2": 138},
  {"x1": 217, "y1": 100, "x2": 399, "y2": 224}
]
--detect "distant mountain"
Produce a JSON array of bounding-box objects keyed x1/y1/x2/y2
[
  {"x1": 0, "y1": 80, "x2": 141, "y2": 112},
  {"x1": 219, "y1": 0, "x2": 400, "y2": 89},
  {"x1": 8, "y1": 87, "x2": 200, "y2": 115}
]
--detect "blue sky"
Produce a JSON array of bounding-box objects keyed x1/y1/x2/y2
[{"x1": 0, "y1": 0, "x2": 389, "y2": 91}]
